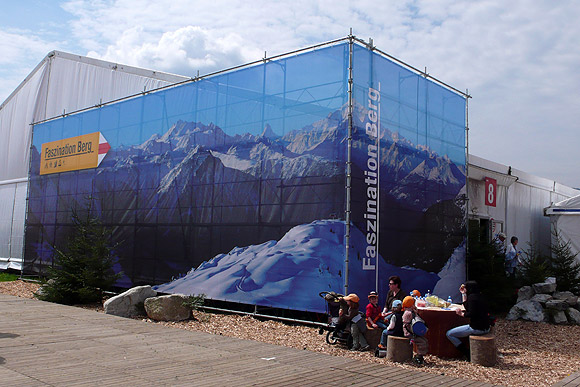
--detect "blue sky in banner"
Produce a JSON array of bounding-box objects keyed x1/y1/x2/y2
[
  {"x1": 34, "y1": 41, "x2": 465, "y2": 167},
  {"x1": 352, "y1": 45, "x2": 466, "y2": 166},
  {"x1": 33, "y1": 43, "x2": 349, "y2": 149}
]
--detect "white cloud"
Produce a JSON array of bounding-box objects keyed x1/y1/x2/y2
[
  {"x1": 88, "y1": 26, "x2": 248, "y2": 76},
  {"x1": 0, "y1": 29, "x2": 55, "y2": 66},
  {"x1": 0, "y1": 28, "x2": 65, "y2": 102}
]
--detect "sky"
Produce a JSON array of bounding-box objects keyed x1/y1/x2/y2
[{"x1": 2, "y1": 0, "x2": 580, "y2": 188}]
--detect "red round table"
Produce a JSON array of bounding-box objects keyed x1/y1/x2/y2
[{"x1": 417, "y1": 307, "x2": 468, "y2": 358}]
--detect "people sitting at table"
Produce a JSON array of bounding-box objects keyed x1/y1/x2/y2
[
  {"x1": 382, "y1": 275, "x2": 406, "y2": 314},
  {"x1": 377, "y1": 299, "x2": 404, "y2": 349},
  {"x1": 402, "y1": 296, "x2": 429, "y2": 365},
  {"x1": 445, "y1": 280, "x2": 490, "y2": 360},
  {"x1": 366, "y1": 291, "x2": 387, "y2": 329},
  {"x1": 338, "y1": 293, "x2": 370, "y2": 352}
]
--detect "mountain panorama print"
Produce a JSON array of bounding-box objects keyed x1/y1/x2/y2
[{"x1": 27, "y1": 100, "x2": 466, "y2": 313}]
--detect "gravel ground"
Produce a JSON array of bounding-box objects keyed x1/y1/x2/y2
[{"x1": 2, "y1": 280, "x2": 579, "y2": 386}]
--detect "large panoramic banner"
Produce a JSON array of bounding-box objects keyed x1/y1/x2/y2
[{"x1": 25, "y1": 41, "x2": 466, "y2": 313}]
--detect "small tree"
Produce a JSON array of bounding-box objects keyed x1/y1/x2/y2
[
  {"x1": 549, "y1": 227, "x2": 580, "y2": 293},
  {"x1": 36, "y1": 199, "x2": 121, "y2": 305},
  {"x1": 467, "y1": 222, "x2": 513, "y2": 312},
  {"x1": 517, "y1": 243, "x2": 551, "y2": 287}
]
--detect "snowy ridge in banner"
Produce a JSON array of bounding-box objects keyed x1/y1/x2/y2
[{"x1": 153, "y1": 219, "x2": 458, "y2": 312}]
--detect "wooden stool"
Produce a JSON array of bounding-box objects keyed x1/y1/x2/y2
[
  {"x1": 363, "y1": 327, "x2": 382, "y2": 349},
  {"x1": 469, "y1": 334, "x2": 496, "y2": 366},
  {"x1": 387, "y1": 336, "x2": 412, "y2": 363}
]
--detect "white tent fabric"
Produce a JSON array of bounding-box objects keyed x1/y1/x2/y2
[
  {"x1": 0, "y1": 51, "x2": 188, "y2": 270},
  {"x1": 546, "y1": 195, "x2": 580, "y2": 263},
  {"x1": 468, "y1": 155, "x2": 579, "y2": 256}
]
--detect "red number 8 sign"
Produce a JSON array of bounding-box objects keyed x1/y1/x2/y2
[{"x1": 485, "y1": 177, "x2": 497, "y2": 207}]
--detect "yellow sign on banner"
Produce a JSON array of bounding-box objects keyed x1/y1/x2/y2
[{"x1": 40, "y1": 132, "x2": 111, "y2": 175}]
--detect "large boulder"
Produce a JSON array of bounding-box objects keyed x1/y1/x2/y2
[
  {"x1": 532, "y1": 282, "x2": 557, "y2": 294},
  {"x1": 144, "y1": 294, "x2": 191, "y2": 321},
  {"x1": 566, "y1": 308, "x2": 580, "y2": 325},
  {"x1": 545, "y1": 299, "x2": 569, "y2": 311},
  {"x1": 553, "y1": 291, "x2": 579, "y2": 308},
  {"x1": 104, "y1": 286, "x2": 157, "y2": 317},
  {"x1": 552, "y1": 310, "x2": 568, "y2": 325},
  {"x1": 530, "y1": 293, "x2": 552, "y2": 306},
  {"x1": 506, "y1": 300, "x2": 547, "y2": 322},
  {"x1": 517, "y1": 286, "x2": 535, "y2": 302}
]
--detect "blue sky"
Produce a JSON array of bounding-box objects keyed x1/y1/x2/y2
[{"x1": 2, "y1": 0, "x2": 580, "y2": 188}]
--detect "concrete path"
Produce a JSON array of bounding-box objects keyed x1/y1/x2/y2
[
  {"x1": 554, "y1": 372, "x2": 580, "y2": 387},
  {"x1": 0, "y1": 294, "x2": 504, "y2": 386}
]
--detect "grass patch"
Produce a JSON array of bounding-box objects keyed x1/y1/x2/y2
[{"x1": 0, "y1": 272, "x2": 20, "y2": 282}]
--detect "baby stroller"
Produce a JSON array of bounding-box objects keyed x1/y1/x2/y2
[{"x1": 318, "y1": 291, "x2": 353, "y2": 349}]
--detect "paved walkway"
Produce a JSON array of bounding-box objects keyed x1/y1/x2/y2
[
  {"x1": 0, "y1": 293, "x2": 540, "y2": 386},
  {"x1": 554, "y1": 372, "x2": 580, "y2": 387}
]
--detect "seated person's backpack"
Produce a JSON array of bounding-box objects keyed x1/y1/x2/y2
[{"x1": 409, "y1": 313, "x2": 428, "y2": 337}]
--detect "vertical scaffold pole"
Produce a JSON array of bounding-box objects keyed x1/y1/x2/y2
[
  {"x1": 465, "y1": 90, "x2": 470, "y2": 280},
  {"x1": 345, "y1": 32, "x2": 354, "y2": 295}
]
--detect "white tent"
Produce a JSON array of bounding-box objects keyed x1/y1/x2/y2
[
  {"x1": 468, "y1": 155, "x2": 579, "y2": 256},
  {"x1": 0, "y1": 51, "x2": 188, "y2": 270},
  {"x1": 545, "y1": 194, "x2": 580, "y2": 262}
]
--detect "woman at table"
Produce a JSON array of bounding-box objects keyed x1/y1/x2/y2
[
  {"x1": 445, "y1": 280, "x2": 490, "y2": 360},
  {"x1": 382, "y1": 275, "x2": 406, "y2": 315}
]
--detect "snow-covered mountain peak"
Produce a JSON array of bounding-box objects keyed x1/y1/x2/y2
[{"x1": 260, "y1": 124, "x2": 279, "y2": 139}]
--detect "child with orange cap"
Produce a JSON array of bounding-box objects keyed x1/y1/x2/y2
[
  {"x1": 402, "y1": 296, "x2": 429, "y2": 365},
  {"x1": 338, "y1": 294, "x2": 370, "y2": 351}
]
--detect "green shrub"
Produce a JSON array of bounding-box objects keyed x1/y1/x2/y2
[
  {"x1": 35, "y1": 199, "x2": 121, "y2": 305},
  {"x1": 182, "y1": 294, "x2": 206, "y2": 311},
  {"x1": 548, "y1": 227, "x2": 580, "y2": 293},
  {"x1": 517, "y1": 243, "x2": 551, "y2": 287}
]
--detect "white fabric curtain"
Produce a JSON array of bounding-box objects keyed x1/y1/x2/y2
[{"x1": 0, "y1": 180, "x2": 27, "y2": 269}]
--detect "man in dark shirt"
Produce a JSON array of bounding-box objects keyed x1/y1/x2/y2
[{"x1": 383, "y1": 275, "x2": 406, "y2": 314}]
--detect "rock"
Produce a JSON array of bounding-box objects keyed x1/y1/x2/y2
[
  {"x1": 530, "y1": 293, "x2": 552, "y2": 306},
  {"x1": 553, "y1": 291, "x2": 578, "y2": 307},
  {"x1": 552, "y1": 310, "x2": 568, "y2": 324},
  {"x1": 144, "y1": 294, "x2": 191, "y2": 321},
  {"x1": 517, "y1": 286, "x2": 535, "y2": 302},
  {"x1": 532, "y1": 282, "x2": 557, "y2": 294},
  {"x1": 506, "y1": 300, "x2": 547, "y2": 322},
  {"x1": 35, "y1": 279, "x2": 56, "y2": 297},
  {"x1": 545, "y1": 277, "x2": 556, "y2": 284},
  {"x1": 104, "y1": 285, "x2": 157, "y2": 317},
  {"x1": 566, "y1": 308, "x2": 580, "y2": 325},
  {"x1": 545, "y1": 299, "x2": 569, "y2": 311}
]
